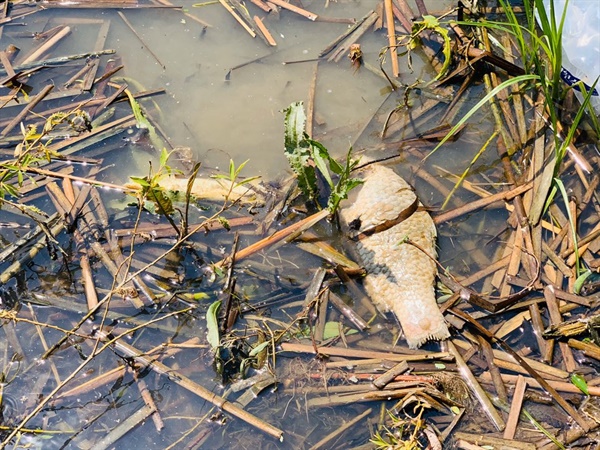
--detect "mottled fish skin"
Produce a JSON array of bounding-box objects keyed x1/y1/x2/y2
[{"x1": 339, "y1": 165, "x2": 450, "y2": 348}]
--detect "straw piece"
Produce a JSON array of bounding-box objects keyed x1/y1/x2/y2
[
  {"x1": 503, "y1": 375, "x2": 526, "y2": 439},
  {"x1": 253, "y1": 16, "x2": 276, "y2": 46},
  {"x1": 479, "y1": 372, "x2": 600, "y2": 396},
  {"x1": 21, "y1": 26, "x2": 71, "y2": 65},
  {"x1": 544, "y1": 285, "x2": 577, "y2": 372},
  {"x1": 280, "y1": 342, "x2": 451, "y2": 362},
  {"x1": 372, "y1": 361, "x2": 409, "y2": 389},
  {"x1": 455, "y1": 432, "x2": 535, "y2": 450},
  {"x1": 568, "y1": 338, "x2": 600, "y2": 361},
  {"x1": 268, "y1": 0, "x2": 317, "y2": 20},
  {"x1": 218, "y1": 0, "x2": 256, "y2": 37},
  {"x1": 384, "y1": 0, "x2": 399, "y2": 77},
  {"x1": 0, "y1": 84, "x2": 54, "y2": 137},
  {"x1": 309, "y1": 408, "x2": 372, "y2": 450},
  {"x1": 449, "y1": 341, "x2": 505, "y2": 432}
]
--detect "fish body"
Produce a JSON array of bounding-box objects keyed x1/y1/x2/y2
[{"x1": 339, "y1": 165, "x2": 449, "y2": 348}]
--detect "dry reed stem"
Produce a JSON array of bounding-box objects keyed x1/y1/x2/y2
[
  {"x1": 308, "y1": 408, "x2": 372, "y2": 450},
  {"x1": 529, "y1": 302, "x2": 548, "y2": 357},
  {"x1": 91, "y1": 404, "x2": 157, "y2": 450},
  {"x1": 250, "y1": 0, "x2": 271, "y2": 12},
  {"x1": 328, "y1": 291, "x2": 368, "y2": 331},
  {"x1": 433, "y1": 183, "x2": 532, "y2": 224},
  {"x1": 327, "y1": 11, "x2": 379, "y2": 63},
  {"x1": 22, "y1": 26, "x2": 71, "y2": 64},
  {"x1": 384, "y1": 0, "x2": 399, "y2": 77},
  {"x1": 216, "y1": 208, "x2": 329, "y2": 267},
  {"x1": 544, "y1": 286, "x2": 577, "y2": 372},
  {"x1": 504, "y1": 375, "x2": 527, "y2": 440},
  {"x1": 567, "y1": 339, "x2": 600, "y2": 361},
  {"x1": 133, "y1": 369, "x2": 164, "y2": 431},
  {"x1": 97, "y1": 330, "x2": 284, "y2": 439},
  {"x1": 449, "y1": 341, "x2": 506, "y2": 431},
  {"x1": 319, "y1": 10, "x2": 375, "y2": 57},
  {"x1": 392, "y1": 0, "x2": 414, "y2": 31},
  {"x1": 455, "y1": 432, "x2": 536, "y2": 450},
  {"x1": 56, "y1": 364, "x2": 128, "y2": 400},
  {"x1": 372, "y1": 360, "x2": 409, "y2": 389},
  {"x1": 280, "y1": 342, "x2": 451, "y2": 362},
  {"x1": 306, "y1": 61, "x2": 318, "y2": 137},
  {"x1": 480, "y1": 372, "x2": 600, "y2": 396},
  {"x1": 477, "y1": 335, "x2": 508, "y2": 404},
  {"x1": 268, "y1": 0, "x2": 317, "y2": 20},
  {"x1": 253, "y1": 16, "x2": 276, "y2": 46},
  {"x1": 0, "y1": 84, "x2": 54, "y2": 136}
]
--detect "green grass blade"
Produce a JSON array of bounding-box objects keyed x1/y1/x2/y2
[{"x1": 425, "y1": 74, "x2": 539, "y2": 161}]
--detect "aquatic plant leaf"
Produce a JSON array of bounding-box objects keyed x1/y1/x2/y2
[
  {"x1": 206, "y1": 300, "x2": 222, "y2": 351},
  {"x1": 249, "y1": 341, "x2": 270, "y2": 357},
  {"x1": 413, "y1": 15, "x2": 451, "y2": 82},
  {"x1": 574, "y1": 270, "x2": 593, "y2": 295},
  {"x1": 425, "y1": 74, "x2": 539, "y2": 161},
  {"x1": 327, "y1": 147, "x2": 362, "y2": 214},
  {"x1": 322, "y1": 322, "x2": 358, "y2": 339},
  {"x1": 555, "y1": 178, "x2": 581, "y2": 277},
  {"x1": 123, "y1": 88, "x2": 164, "y2": 151},
  {"x1": 130, "y1": 176, "x2": 150, "y2": 187},
  {"x1": 571, "y1": 373, "x2": 589, "y2": 395},
  {"x1": 283, "y1": 102, "x2": 317, "y2": 200}
]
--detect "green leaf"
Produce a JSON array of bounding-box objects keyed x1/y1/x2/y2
[
  {"x1": 425, "y1": 74, "x2": 540, "y2": 161},
  {"x1": 283, "y1": 102, "x2": 317, "y2": 200},
  {"x1": 322, "y1": 322, "x2": 358, "y2": 340},
  {"x1": 206, "y1": 300, "x2": 222, "y2": 350},
  {"x1": 249, "y1": 341, "x2": 270, "y2": 357},
  {"x1": 130, "y1": 176, "x2": 150, "y2": 187},
  {"x1": 159, "y1": 147, "x2": 169, "y2": 168},
  {"x1": 574, "y1": 270, "x2": 593, "y2": 295},
  {"x1": 571, "y1": 373, "x2": 589, "y2": 395}
]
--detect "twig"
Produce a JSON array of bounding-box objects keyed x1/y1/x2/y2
[
  {"x1": 544, "y1": 285, "x2": 577, "y2": 372},
  {"x1": 118, "y1": 12, "x2": 165, "y2": 69}
]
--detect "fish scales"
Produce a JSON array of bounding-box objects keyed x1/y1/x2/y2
[{"x1": 339, "y1": 165, "x2": 450, "y2": 348}]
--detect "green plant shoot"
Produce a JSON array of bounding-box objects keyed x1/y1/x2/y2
[{"x1": 283, "y1": 102, "x2": 362, "y2": 214}]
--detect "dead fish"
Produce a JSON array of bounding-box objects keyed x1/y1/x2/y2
[{"x1": 339, "y1": 164, "x2": 450, "y2": 348}]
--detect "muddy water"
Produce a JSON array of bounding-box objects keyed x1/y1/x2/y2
[{"x1": 0, "y1": 1, "x2": 557, "y2": 449}]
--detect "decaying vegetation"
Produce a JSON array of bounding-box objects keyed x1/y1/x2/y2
[{"x1": 0, "y1": 0, "x2": 599, "y2": 449}]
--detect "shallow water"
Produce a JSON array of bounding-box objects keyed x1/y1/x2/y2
[{"x1": 1, "y1": 1, "x2": 599, "y2": 449}]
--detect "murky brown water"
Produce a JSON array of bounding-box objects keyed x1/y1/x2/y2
[{"x1": 1, "y1": 1, "x2": 599, "y2": 449}]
